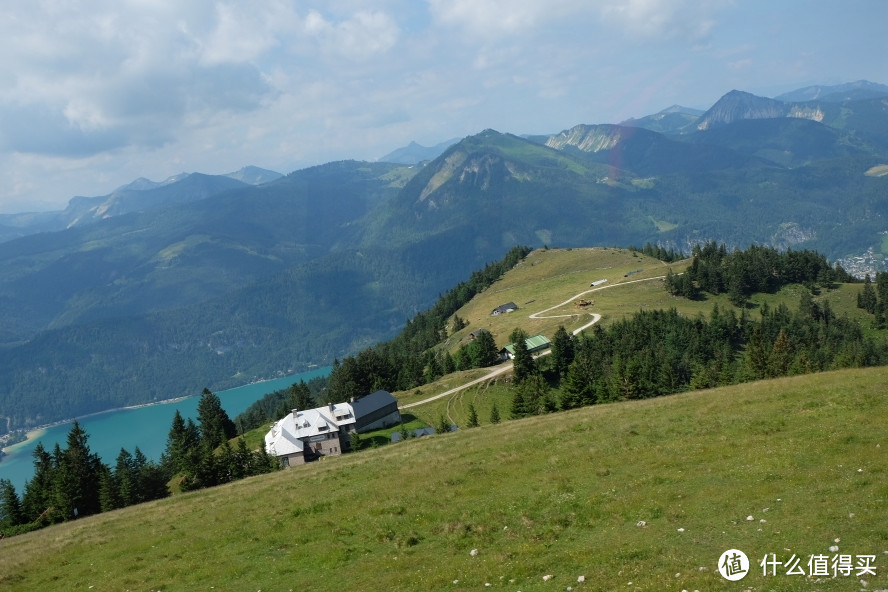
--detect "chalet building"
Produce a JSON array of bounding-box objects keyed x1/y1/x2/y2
[
  {"x1": 469, "y1": 328, "x2": 490, "y2": 340},
  {"x1": 264, "y1": 390, "x2": 401, "y2": 467},
  {"x1": 500, "y1": 334, "x2": 551, "y2": 360},
  {"x1": 491, "y1": 302, "x2": 518, "y2": 316}
]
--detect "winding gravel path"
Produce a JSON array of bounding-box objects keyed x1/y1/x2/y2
[{"x1": 402, "y1": 275, "x2": 665, "y2": 409}]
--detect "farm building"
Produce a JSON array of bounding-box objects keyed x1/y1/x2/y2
[
  {"x1": 500, "y1": 334, "x2": 552, "y2": 360},
  {"x1": 491, "y1": 302, "x2": 518, "y2": 316}
]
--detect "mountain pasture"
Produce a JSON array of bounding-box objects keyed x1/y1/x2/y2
[{"x1": 1, "y1": 368, "x2": 886, "y2": 591}]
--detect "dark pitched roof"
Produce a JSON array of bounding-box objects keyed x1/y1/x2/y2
[
  {"x1": 491, "y1": 302, "x2": 518, "y2": 315},
  {"x1": 351, "y1": 389, "x2": 398, "y2": 419}
]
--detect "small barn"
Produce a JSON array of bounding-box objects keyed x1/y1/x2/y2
[
  {"x1": 491, "y1": 302, "x2": 518, "y2": 316},
  {"x1": 500, "y1": 334, "x2": 552, "y2": 360},
  {"x1": 469, "y1": 328, "x2": 490, "y2": 340}
]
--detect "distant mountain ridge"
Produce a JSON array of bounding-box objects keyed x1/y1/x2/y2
[
  {"x1": 0, "y1": 80, "x2": 887, "y2": 430},
  {"x1": 378, "y1": 139, "x2": 459, "y2": 165},
  {"x1": 0, "y1": 166, "x2": 282, "y2": 242},
  {"x1": 776, "y1": 80, "x2": 888, "y2": 102}
]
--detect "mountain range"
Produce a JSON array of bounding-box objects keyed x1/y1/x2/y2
[{"x1": 1, "y1": 81, "x2": 887, "y2": 430}]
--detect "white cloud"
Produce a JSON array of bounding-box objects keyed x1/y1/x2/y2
[
  {"x1": 0, "y1": 0, "x2": 884, "y2": 213},
  {"x1": 598, "y1": 0, "x2": 728, "y2": 41},
  {"x1": 427, "y1": 0, "x2": 581, "y2": 37},
  {"x1": 303, "y1": 9, "x2": 400, "y2": 60}
]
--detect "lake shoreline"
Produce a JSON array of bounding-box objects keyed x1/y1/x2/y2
[{"x1": 0, "y1": 374, "x2": 305, "y2": 458}]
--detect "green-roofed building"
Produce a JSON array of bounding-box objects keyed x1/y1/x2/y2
[{"x1": 500, "y1": 334, "x2": 551, "y2": 360}]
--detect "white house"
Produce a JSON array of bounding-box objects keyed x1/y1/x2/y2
[{"x1": 264, "y1": 390, "x2": 401, "y2": 467}]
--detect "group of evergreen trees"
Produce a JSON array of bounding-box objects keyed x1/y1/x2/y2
[
  {"x1": 665, "y1": 242, "x2": 854, "y2": 306},
  {"x1": 856, "y1": 272, "x2": 888, "y2": 328},
  {"x1": 630, "y1": 242, "x2": 685, "y2": 263},
  {"x1": 504, "y1": 291, "x2": 887, "y2": 423},
  {"x1": 0, "y1": 421, "x2": 167, "y2": 534},
  {"x1": 0, "y1": 389, "x2": 277, "y2": 536},
  {"x1": 161, "y1": 389, "x2": 278, "y2": 492},
  {"x1": 234, "y1": 379, "x2": 323, "y2": 434}
]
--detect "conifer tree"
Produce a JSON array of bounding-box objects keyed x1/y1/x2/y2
[
  {"x1": 0, "y1": 478, "x2": 24, "y2": 529},
  {"x1": 22, "y1": 442, "x2": 55, "y2": 522},
  {"x1": 489, "y1": 403, "x2": 501, "y2": 424},
  {"x1": 287, "y1": 381, "x2": 315, "y2": 412},
  {"x1": 442, "y1": 351, "x2": 456, "y2": 374},
  {"x1": 471, "y1": 330, "x2": 500, "y2": 368},
  {"x1": 509, "y1": 328, "x2": 536, "y2": 383},
  {"x1": 466, "y1": 403, "x2": 479, "y2": 427},
  {"x1": 53, "y1": 421, "x2": 104, "y2": 520},
  {"x1": 550, "y1": 326, "x2": 575, "y2": 377},
  {"x1": 196, "y1": 388, "x2": 237, "y2": 450},
  {"x1": 162, "y1": 410, "x2": 200, "y2": 476}
]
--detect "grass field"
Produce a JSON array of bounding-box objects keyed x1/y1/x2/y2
[
  {"x1": 3, "y1": 247, "x2": 884, "y2": 591},
  {"x1": 398, "y1": 247, "x2": 877, "y2": 428},
  {"x1": 1, "y1": 367, "x2": 886, "y2": 591}
]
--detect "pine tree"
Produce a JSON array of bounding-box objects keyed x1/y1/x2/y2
[
  {"x1": 471, "y1": 330, "x2": 501, "y2": 367},
  {"x1": 858, "y1": 275, "x2": 877, "y2": 313},
  {"x1": 162, "y1": 410, "x2": 200, "y2": 476},
  {"x1": 196, "y1": 388, "x2": 237, "y2": 450},
  {"x1": 510, "y1": 386, "x2": 528, "y2": 419},
  {"x1": 349, "y1": 431, "x2": 362, "y2": 451},
  {"x1": 768, "y1": 329, "x2": 793, "y2": 377},
  {"x1": 514, "y1": 374, "x2": 553, "y2": 416},
  {"x1": 442, "y1": 351, "x2": 456, "y2": 374},
  {"x1": 0, "y1": 478, "x2": 24, "y2": 529},
  {"x1": 22, "y1": 442, "x2": 55, "y2": 523},
  {"x1": 53, "y1": 421, "x2": 104, "y2": 520},
  {"x1": 114, "y1": 448, "x2": 137, "y2": 507},
  {"x1": 287, "y1": 381, "x2": 315, "y2": 413},
  {"x1": 466, "y1": 403, "x2": 479, "y2": 427},
  {"x1": 550, "y1": 326, "x2": 575, "y2": 377},
  {"x1": 489, "y1": 403, "x2": 501, "y2": 424},
  {"x1": 510, "y1": 329, "x2": 536, "y2": 383}
]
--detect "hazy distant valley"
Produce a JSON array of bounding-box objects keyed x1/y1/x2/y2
[{"x1": 1, "y1": 80, "x2": 887, "y2": 430}]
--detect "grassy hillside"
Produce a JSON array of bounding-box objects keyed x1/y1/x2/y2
[
  {"x1": 395, "y1": 246, "x2": 878, "y2": 428},
  {"x1": 424, "y1": 246, "x2": 873, "y2": 360},
  {"x1": 2, "y1": 367, "x2": 886, "y2": 591}
]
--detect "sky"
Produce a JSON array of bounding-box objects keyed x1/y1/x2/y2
[{"x1": 1, "y1": 0, "x2": 886, "y2": 213}]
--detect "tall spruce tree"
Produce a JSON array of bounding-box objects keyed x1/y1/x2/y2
[
  {"x1": 22, "y1": 442, "x2": 54, "y2": 522},
  {"x1": 509, "y1": 329, "x2": 537, "y2": 384},
  {"x1": 0, "y1": 478, "x2": 24, "y2": 529},
  {"x1": 162, "y1": 410, "x2": 200, "y2": 475},
  {"x1": 550, "y1": 326, "x2": 575, "y2": 377},
  {"x1": 52, "y1": 421, "x2": 104, "y2": 520},
  {"x1": 471, "y1": 330, "x2": 501, "y2": 368},
  {"x1": 196, "y1": 388, "x2": 237, "y2": 450}
]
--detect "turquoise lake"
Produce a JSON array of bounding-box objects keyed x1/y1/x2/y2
[{"x1": 0, "y1": 366, "x2": 331, "y2": 494}]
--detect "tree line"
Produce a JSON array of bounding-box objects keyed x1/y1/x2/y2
[
  {"x1": 0, "y1": 389, "x2": 277, "y2": 537},
  {"x1": 856, "y1": 272, "x2": 888, "y2": 329},
  {"x1": 507, "y1": 244, "x2": 882, "y2": 421},
  {"x1": 665, "y1": 242, "x2": 855, "y2": 306}
]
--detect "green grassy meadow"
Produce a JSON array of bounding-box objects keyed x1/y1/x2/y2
[
  {"x1": 2, "y1": 367, "x2": 887, "y2": 591},
  {"x1": 3, "y1": 247, "x2": 885, "y2": 591}
]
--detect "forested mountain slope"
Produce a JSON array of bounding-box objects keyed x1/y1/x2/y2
[{"x1": 1, "y1": 86, "x2": 888, "y2": 431}]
